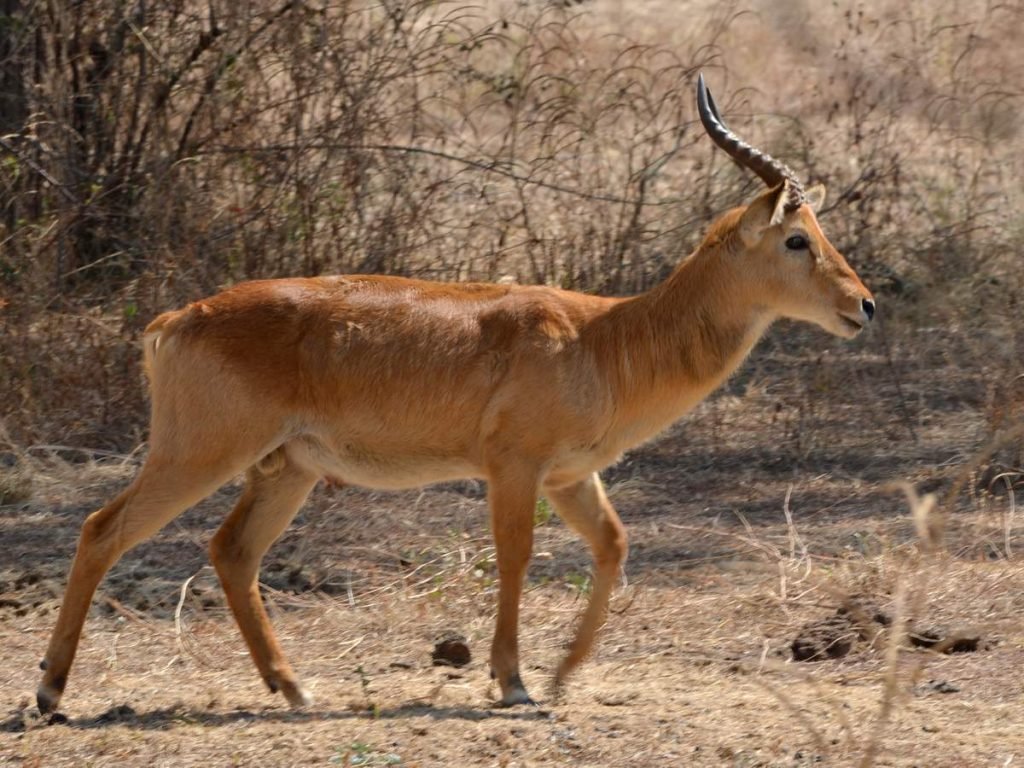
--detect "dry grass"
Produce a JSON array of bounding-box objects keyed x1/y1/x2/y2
[
  {"x1": 1, "y1": 0, "x2": 1024, "y2": 765},
  {"x1": 2, "y1": 0, "x2": 1023, "y2": 448}
]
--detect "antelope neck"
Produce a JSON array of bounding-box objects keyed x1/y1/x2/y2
[{"x1": 584, "y1": 244, "x2": 774, "y2": 429}]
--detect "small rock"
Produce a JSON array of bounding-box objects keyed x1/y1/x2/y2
[
  {"x1": 918, "y1": 679, "x2": 960, "y2": 695},
  {"x1": 596, "y1": 691, "x2": 637, "y2": 706}
]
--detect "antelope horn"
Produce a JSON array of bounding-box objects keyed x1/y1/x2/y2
[{"x1": 696, "y1": 73, "x2": 805, "y2": 212}]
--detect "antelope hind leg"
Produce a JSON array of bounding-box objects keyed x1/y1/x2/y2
[{"x1": 209, "y1": 455, "x2": 319, "y2": 707}]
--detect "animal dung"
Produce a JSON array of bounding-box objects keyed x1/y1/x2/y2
[
  {"x1": 791, "y1": 595, "x2": 989, "y2": 662},
  {"x1": 431, "y1": 631, "x2": 472, "y2": 667}
]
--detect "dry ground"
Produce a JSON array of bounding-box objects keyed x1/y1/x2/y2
[
  {"x1": 2, "y1": 325, "x2": 1023, "y2": 767},
  {"x1": 2, "y1": 0, "x2": 1022, "y2": 765}
]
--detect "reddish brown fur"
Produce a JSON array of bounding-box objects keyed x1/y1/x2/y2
[{"x1": 37, "y1": 182, "x2": 872, "y2": 712}]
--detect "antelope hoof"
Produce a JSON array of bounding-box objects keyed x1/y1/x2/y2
[
  {"x1": 498, "y1": 690, "x2": 537, "y2": 707},
  {"x1": 547, "y1": 676, "x2": 567, "y2": 704},
  {"x1": 496, "y1": 673, "x2": 535, "y2": 707},
  {"x1": 36, "y1": 682, "x2": 63, "y2": 715},
  {"x1": 281, "y1": 681, "x2": 313, "y2": 709},
  {"x1": 553, "y1": 655, "x2": 579, "y2": 689}
]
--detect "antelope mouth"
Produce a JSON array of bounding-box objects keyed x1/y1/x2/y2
[{"x1": 838, "y1": 314, "x2": 865, "y2": 334}]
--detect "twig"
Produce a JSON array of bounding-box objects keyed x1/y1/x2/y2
[
  {"x1": 857, "y1": 577, "x2": 908, "y2": 768},
  {"x1": 876, "y1": 315, "x2": 919, "y2": 444},
  {"x1": 102, "y1": 596, "x2": 158, "y2": 633},
  {"x1": 26, "y1": 444, "x2": 141, "y2": 463},
  {"x1": 991, "y1": 472, "x2": 1017, "y2": 559},
  {"x1": 195, "y1": 141, "x2": 688, "y2": 207},
  {"x1": 332, "y1": 635, "x2": 365, "y2": 661},
  {"x1": 0, "y1": 136, "x2": 79, "y2": 205}
]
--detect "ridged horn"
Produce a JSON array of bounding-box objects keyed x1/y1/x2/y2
[{"x1": 696, "y1": 73, "x2": 805, "y2": 212}]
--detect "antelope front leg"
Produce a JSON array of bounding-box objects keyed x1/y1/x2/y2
[
  {"x1": 487, "y1": 465, "x2": 539, "y2": 706},
  {"x1": 544, "y1": 473, "x2": 628, "y2": 694}
]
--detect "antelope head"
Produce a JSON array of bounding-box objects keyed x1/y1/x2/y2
[{"x1": 697, "y1": 74, "x2": 875, "y2": 338}]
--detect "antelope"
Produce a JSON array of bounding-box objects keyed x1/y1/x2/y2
[{"x1": 36, "y1": 74, "x2": 874, "y2": 714}]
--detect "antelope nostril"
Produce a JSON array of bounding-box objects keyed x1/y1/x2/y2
[{"x1": 862, "y1": 298, "x2": 876, "y2": 321}]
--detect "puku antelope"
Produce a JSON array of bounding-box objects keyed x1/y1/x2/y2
[{"x1": 37, "y1": 74, "x2": 873, "y2": 713}]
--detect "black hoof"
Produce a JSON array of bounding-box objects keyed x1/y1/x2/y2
[
  {"x1": 36, "y1": 674, "x2": 66, "y2": 715},
  {"x1": 37, "y1": 687, "x2": 59, "y2": 715}
]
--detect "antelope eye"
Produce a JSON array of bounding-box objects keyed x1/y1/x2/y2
[{"x1": 785, "y1": 234, "x2": 809, "y2": 251}]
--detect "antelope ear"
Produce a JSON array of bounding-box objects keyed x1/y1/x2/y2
[
  {"x1": 768, "y1": 182, "x2": 790, "y2": 226},
  {"x1": 739, "y1": 183, "x2": 789, "y2": 245},
  {"x1": 804, "y1": 183, "x2": 827, "y2": 212}
]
